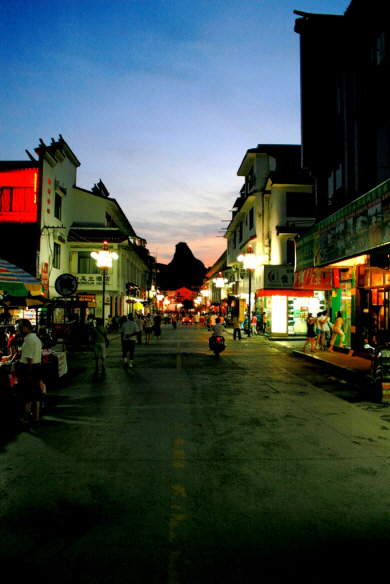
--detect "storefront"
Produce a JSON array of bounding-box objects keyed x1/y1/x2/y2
[
  {"x1": 255, "y1": 265, "x2": 326, "y2": 336},
  {"x1": 295, "y1": 177, "x2": 390, "y2": 350}
]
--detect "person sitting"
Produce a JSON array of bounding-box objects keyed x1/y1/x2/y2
[{"x1": 209, "y1": 318, "x2": 225, "y2": 349}]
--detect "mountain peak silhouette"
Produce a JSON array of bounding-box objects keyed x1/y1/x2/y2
[{"x1": 158, "y1": 242, "x2": 206, "y2": 290}]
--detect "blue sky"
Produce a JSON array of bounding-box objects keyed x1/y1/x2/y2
[{"x1": 0, "y1": 0, "x2": 349, "y2": 267}]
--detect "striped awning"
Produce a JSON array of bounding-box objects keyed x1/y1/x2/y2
[{"x1": 0, "y1": 258, "x2": 42, "y2": 297}]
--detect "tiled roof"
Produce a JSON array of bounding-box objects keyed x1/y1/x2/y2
[{"x1": 67, "y1": 227, "x2": 128, "y2": 243}]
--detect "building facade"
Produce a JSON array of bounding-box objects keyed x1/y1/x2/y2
[
  {"x1": 225, "y1": 145, "x2": 315, "y2": 335},
  {"x1": 0, "y1": 136, "x2": 154, "y2": 324},
  {"x1": 294, "y1": 0, "x2": 390, "y2": 349}
]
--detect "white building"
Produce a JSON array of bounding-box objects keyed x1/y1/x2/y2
[
  {"x1": 225, "y1": 144, "x2": 317, "y2": 336},
  {"x1": 0, "y1": 136, "x2": 154, "y2": 324}
]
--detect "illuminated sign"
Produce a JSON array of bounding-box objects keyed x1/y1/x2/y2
[{"x1": 0, "y1": 168, "x2": 39, "y2": 223}]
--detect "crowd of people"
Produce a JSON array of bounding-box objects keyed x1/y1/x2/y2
[
  {"x1": 0, "y1": 319, "x2": 44, "y2": 427},
  {"x1": 303, "y1": 310, "x2": 344, "y2": 353}
]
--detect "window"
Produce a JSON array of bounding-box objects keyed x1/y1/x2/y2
[
  {"x1": 286, "y1": 239, "x2": 295, "y2": 265},
  {"x1": 54, "y1": 193, "x2": 62, "y2": 220},
  {"x1": 238, "y1": 222, "x2": 243, "y2": 243},
  {"x1": 0, "y1": 188, "x2": 12, "y2": 211},
  {"x1": 53, "y1": 242, "x2": 61, "y2": 269},
  {"x1": 377, "y1": 125, "x2": 390, "y2": 184},
  {"x1": 286, "y1": 192, "x2": 316, "y2": 217},
  {"x1": 0, "y1": 187, "x2": 29, "y2": 212},
  {"x1": 249, "y1": 207, "x2": 254, "y2": 230},
  {"x1": 78, "y1": 252, "x2": 100, "y2": 274},
  {"x1": 377, "y1": 31, "x2": 385, "y2": 65}
]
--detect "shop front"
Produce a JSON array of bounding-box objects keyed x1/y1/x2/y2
[
  {"x1": 295, "y1": 177, "x2": 390, "y2": 350},
  {"x1": 255, "y1": 265, "x2": 325, "y2": 337}
]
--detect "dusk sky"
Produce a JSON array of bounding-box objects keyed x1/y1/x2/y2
[{"x1": 1, "y1": 0, "x2": 349, "y2": 267}]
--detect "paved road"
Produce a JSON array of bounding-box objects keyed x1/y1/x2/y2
[{"x1": 2, "y1": 325, "x2": 390, "y2": 583}]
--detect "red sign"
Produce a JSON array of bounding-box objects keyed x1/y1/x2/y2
[
  {"x1": 294, "y1": 268, "x2": 337, "y2": 290},
  {"x1": 41, "y1": 262, "x2": 49, "y2": 296}
]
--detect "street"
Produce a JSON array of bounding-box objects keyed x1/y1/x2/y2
[{"x1": 2, "y1": 325, "x2": 390, "y2": 583}]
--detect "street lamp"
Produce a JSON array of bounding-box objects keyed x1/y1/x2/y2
[
  {"x1": 237, "y1": 244, "x2": 259, "y2": 337},
  {"x1": 91, "y1": 241, "x2": 118, "y2": 326},
  {"x1": 213, "y1": 271, "x2": 228, "y2": 315}
]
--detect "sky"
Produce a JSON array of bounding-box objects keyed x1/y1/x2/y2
[{"x1": 0, "y1": 0, "x2": 350, "y2": 268}]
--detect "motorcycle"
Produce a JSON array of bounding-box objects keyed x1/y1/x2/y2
[
  {"x1": 364, "y1": 343, "x2": 390, "y2": 403},
  {"x1": 209, "y1": 335, "x2": 226, "y2": 357}
]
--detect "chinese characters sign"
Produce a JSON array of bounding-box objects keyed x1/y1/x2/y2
[
  {"x1": 76, "y1": 274, "x2": 110, "y2": 286},
  {"x1": 264, "y1": 266, "x2": 295, "y2": 289},
  {"x1": 294, "y1": 268, "x2": 335, "y2": 290},
  {"x1": 296, "y1": 177, "x2": 390, "y2": 270}
]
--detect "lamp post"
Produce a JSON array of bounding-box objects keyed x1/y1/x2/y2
[
  {"x1": 91, "y1": 241, "x2": 118, "y2": 326},
  {"x1": 213, "y1": 271, "x2": 228, "y2": 315},
  {"x1": 237, "y1": 244, "x2": 259, "y2": 337}
]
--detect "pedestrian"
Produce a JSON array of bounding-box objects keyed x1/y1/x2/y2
[
  {"x1": 135, "y1": 313, "x2": 144, "y2": 345},
  {"x1": 91, "y1": 317, "x2": 109, "y2": 371},
  {"x1": 262, "y1": 312, "x2": 267, "y2": 334},
  {"x1": 318, "y1": 310, "x2": 331, "y2": 350},
  {"x1": 144, "y1": 313, "x2": 153, "y2": 344},
  {"x1": 329, "y1": 311, "x2": 345, "y2": 352},
  {"x1": 302, "y1": 313, "x2": 317, "y2": 353},
  {"x1": 233, "y1": 314, "x2": 241, "y2": 341},
  {"x1": 120, "y1": 314, "x2": 139, "y2": 368},
  {"x1": 172, "y1": 313, "x2": 177, "y2": 329},
  {"x1": 16, "y1": 319, "x2": 42, "y2": 427},
  {"x1": 193, "y1": 312, "x2": 200, "y2": 329},
  {"x1": 315, "y1": 311, "x2": 323, "y2": 349},
  {"x1": 251, "y1": 312, "x2": 258, "y2": 335},
  {"x1": 153, "y1": 312, "x2": 162, "y2": 339}
]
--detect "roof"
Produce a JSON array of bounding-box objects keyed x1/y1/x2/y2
[
  {"x1": 237, "y1": 144, "x2": 302, "y2": 176},
  {"x1": 0, "y1": 161, "x2": 39, "y2": 171},
  {"x1": 34, "y1": 135, "x2": 81, "y2": 168},
  {"x1": 67, "y1": 227, "x2": 129, "y2": 244}
]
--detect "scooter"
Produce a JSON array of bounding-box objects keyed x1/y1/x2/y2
[
  {"x1": 364, "y1": 343, "x2": 390, "y2": 403},
  {"x1": 209, "y1": 335, "x2": 226, "y2": 357}
]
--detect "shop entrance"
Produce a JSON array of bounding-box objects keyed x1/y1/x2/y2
[{"x1": 370, "y1": 288, "x2": 390, "y2": 345}]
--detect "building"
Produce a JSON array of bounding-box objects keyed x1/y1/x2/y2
[
  {"x1": 294, "y1": 0, "x2": 390, "y2": 349},
  {"x1": 225, "y1": 145, "x2": 315, "y2": 336},
  {"x1": 0, "y1": 136, "x2": 154, "y2": 324}
]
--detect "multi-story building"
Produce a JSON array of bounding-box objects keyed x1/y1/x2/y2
[
  {"x1": 294, "y1": 0, "x2": 390, "y2": 349},
  {"x1": 0, "y1": 136, "x2": 154, "y2": 323},
  {"x1": 225, "y1": 145, "x2": 315, "y2": 336}
]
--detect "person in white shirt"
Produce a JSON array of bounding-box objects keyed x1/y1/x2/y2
[
  {"x1": 120, "y1": 314, "x2": 139, "y2": 368},
  {"x1": 18, "y1": 319, "x2": 42, "y2": 426}
]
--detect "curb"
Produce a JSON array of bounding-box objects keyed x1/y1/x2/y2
[{"x1": 291, "y1": 349, "x2": 372, "y2": 386}]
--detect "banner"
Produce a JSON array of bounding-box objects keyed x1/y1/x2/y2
[
  {"x1": 296, "y1": 177, "x2": 390, "y2": 270},
  {"x1": 294, "y1": 268, "x2": 336, "y2": 290}
]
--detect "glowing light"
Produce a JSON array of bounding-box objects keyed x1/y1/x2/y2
[{"x1": 91, "y1": 242, "x2": 119, "y2": 269}]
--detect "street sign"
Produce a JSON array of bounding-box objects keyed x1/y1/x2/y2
[{"x1": 54, "y1": 273, "x2": 78, "y2": 297}]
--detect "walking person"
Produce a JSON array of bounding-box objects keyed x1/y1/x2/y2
[
  {"x1": 251, "y1": 312, "x2": 258, "y2": 336},
  {"x1": 261, "y1": 311, "x2": 267, "y2": 334},
  {"x1": 120, "y1": 314, "x2": 139, "y2": 368},
  {"x1": 135, "y1": 313, "x2": 144, "y2": 345},
  {"x1": 193, "y1": 312, "x2": 200, "y2": 329},
  {"x1": 91, "y1": 317, "x2": 109, "y2": 371},
  {"x1": 315, "y1": 311, "x2": 323, "y2": 349},
  {"x1": 17, "y1": 319, "x2": 42, "y2": 427},
  {"x1": 153, "y1": 312, "x2": 162, "y2": 339},
  {"x1": 303, "y1": 313, "x2": 317, "y2": 353},
  {"x1": 318, "y1": 310, "x2": 331, "y2": 350},
  {"x1": 329, "y1": 311, "x2": 345, "y2": 352},
  {"x1": 144, "y1": 313, "x2": 153, "y2": 344},
  {"x1": 233, "y1": 314, "x2": 241, "y2": 341}
]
